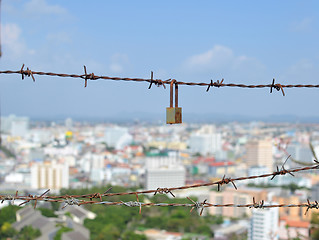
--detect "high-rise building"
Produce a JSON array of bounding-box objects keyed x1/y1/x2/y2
[
  {"x1": 105, "y1": 126, "x2": 132, "y2": 150},
  {"x1": 31, "y1": 161, "x2": 69, "y2": 191},
  {"x1": 245, "y1": 139, "x2": 273, "y2": 171},
  {"x1": 248, "y1": 166, "x2": 269, "y2": 185},
  {"x1": 1, "y1": 115, "x2": 29, "y2": 137},
  {"x1": 273, "y1": 195, "x2": 310, "y2": 222},
  {"x1": 189, "y1": 125, "x2": 222, "y2": 156},
  {"x1": 311, "y1": 183, "x2": 319, "y2": 202},
  {"x1": 248, "y1": 203, "x2": 279, "y2": 240},
  {"x1": 209, "y1": 187, "x2": 268, "y2": 218},
  {"x1": 65, "y1": 117, "x2": 73, "y2": 129},
  {"x1": 146, "y1": 168, "x2": 185, "y2": 190},
  {"x1": 145, "y1": 152, "x2": 185, "y2": 190},
  {"x1": 287, "y1": 143, "x2": 314, "y2": 166}
]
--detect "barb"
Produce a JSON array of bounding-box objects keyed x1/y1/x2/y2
[
  {"x1": 206, "y1": 79, "x2": 224, "y2": 92},
  {"x1": 271, "y1": 155, "x2": 294, "y2": 180},
  {"x1": 121, "y1": 201, "x2": 143, "y2": 214},
  {"x1": 20, "y1": 64, "x2": 35, "y2": 82},
  {"x1": 270, "y1": 78, "x2": 285, "y2": 96},
  {"x1": 19, "y1": 189, "x2": 50, "y2": 208},
  {"x1": 217, "y1": 175, "x2": 237, "y2": 191},
  {"x1": 249, "y1": 197, "x2": 265, "y2": 209},
  {"x1": 154, "y1": 188, "x2": 175, "y2": 197},
  {"x1": 305, "y1": 199, "x2": 319, "y2": 215},
  {"x1": 1, "y1": 191, "x2": 18, "y2": 204},
  {"x1": 1, "y1": 66, "x2": 319, "y2": 95},
  {"x1": 89, "y1": 187, "x2": 112, "y2": 201},
  {"x1": 187, "y1": 197, "x2": 207, "y2": 216},
  {"x1": 62, "y1": 197, "x2": 81, "y2": 209}
]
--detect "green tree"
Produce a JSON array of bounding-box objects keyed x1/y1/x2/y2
[
  {"x1": 312, "y1": 212, "x2": 319, "y2": 225},
  {"x1": 17, "y1": 225, "x2": 41, "y2": 240},
  {"x1": 0, "y1": 205, "x2": 20, "y2": 225},
  {"x1": 38, "y1": 207, "x2": 57, "y2": 218},
  {"x1": 287, "y1": 183, "x2": 299, "y2": 193},
  {"x1": 54, "y1": 226, "x2": 72, "y2": 240},
  {"x1": 122, "y1": 231, "x2": 147, "y2": 240},
  {"x1": 0, "y1": 222, "x2": 17, "y2": 238},
  {"x1": 312, "y1": 229, "x2": 319, "y2": 240},
  {"x1": 96, "y1": 224, "x2": 120, "y2": 240}
]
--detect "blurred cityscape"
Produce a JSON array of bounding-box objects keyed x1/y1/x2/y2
[{"x1": 1, "y1": 115, "x2": 319, "y2": 239}]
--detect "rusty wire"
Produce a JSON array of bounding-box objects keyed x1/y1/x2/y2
[
  {"x1": 0, "y1": 161, "x2": 318, "y2": 215},
  {"x1": 1, "y1": 65, "x2": 319, "y2": 213},
  {"x1": 0, "y1": 191, "x2": 318, "y2": 216},
  {"x1": 1, "y1": 65, "x2": 319, "y2": 95},
  {"x1": 35, "y1": 159, "x2": 318, "y2": 200},
  {"x1": 84, "y1": 198, "x2": 319, "y2": 216}
]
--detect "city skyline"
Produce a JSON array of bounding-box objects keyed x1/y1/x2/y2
[{"x1": 1, "y1": 0, "x2": 319, "y2": 120}]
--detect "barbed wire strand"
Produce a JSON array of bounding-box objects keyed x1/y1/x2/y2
[
  {"x1": 1, "y1": 66, "x2": 319, "y2": 214},
  {"x1": 1, "y1": 65, "x2": 319, "y2": 95},
  {"x1": 1, "y1": 193, "x2": 319, "y2": 216},
  {"x1": 27, "y1": 158, "x2": 317, "y2": 201},
  {"x1": 0, "y1": 160, "x2": 318, "y2": 215}
]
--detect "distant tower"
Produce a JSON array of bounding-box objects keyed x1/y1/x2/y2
[
  {"x1": 65, "y1": 118, "x2": 73, "y2": 129},
  {"x1": 31, "y1": 161, "x2": 69, "y2": 191},
  {"x1": 189, "y1": 125, "x2": 222, "y2": 156},
  {"x1": 248, "y1": 203, "x2": 279, "y2": 240},
  {"x1": 105, "y1": 126, "x2": 132, "y2": 150},
  {"x1": 145, "y1": 152, "x2": 185, "y2": 190},
  {"x1": 245, "y1": 139, "x2": 273, "y2": 171}
]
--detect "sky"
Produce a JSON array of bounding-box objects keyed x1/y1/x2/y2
[{"x1": 1, "y1": 0, "x2": 319, "y2": 122}]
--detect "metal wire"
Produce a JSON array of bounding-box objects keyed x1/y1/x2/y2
[
  {"x1": 1, "y1": 65, "x2": 319, "y2": 95},
  {"x1": 1, "y1": 65, "x2": 319, "y2": 214},
  {"x1": 0, "y1": 161, "x2": 318, "y2": 215}
]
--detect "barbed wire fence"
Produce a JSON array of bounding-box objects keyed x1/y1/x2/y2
[
  {"x1": 1, "y1": 65, "x2": 319, "y2": 96},
  {"x1": 0, "y1": 157, "x2": 318, "y2": 215},
  {"x1": 1, "y1": 65, "x2": 319, "y2": 216}
]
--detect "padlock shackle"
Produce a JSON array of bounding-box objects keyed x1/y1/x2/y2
[
  {"x1": 175, "y1": 83, "x2": 178, "y2": 108},
  {"x1": 170, "y1": 80, "x2": 178, "y2": 108}
]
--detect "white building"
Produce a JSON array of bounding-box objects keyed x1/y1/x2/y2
[
  {"x1": 5, "y1": 172, "x2": 25, "y2": 184},
  {"x1": 248, "y1": 166, "x2": 269, "y2": 185},
  {"x1": 28, "y1": 129, "x2": 53, "y2": 144},
  {"x1": 188, "y1": 125, "x2": 222, "y2": 156},
  {"x1": 31, "y1": 161, "x2": 69, "y2": 191},
  {"x1": 248, "y1": 203, "x2": 279, "y2": 240},
  {"x1": 1, "y1": 115, "x2": 29, "y2": 137},
  {"x1": 287, "y1": 143, "x2": 314, "y2": 166},
  {"x1": 146, "y1": 167, "x2": 185, "y2": 190},
  {"x1": 145, "y1": 153, "x2": 185, "y2": 190},
  {"x1": 105, "y1": 126, "x2": 132, "y2": 150}
]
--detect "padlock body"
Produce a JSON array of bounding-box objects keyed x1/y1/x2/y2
[{"x1": 166, "y1": 107, "x2": 182, "y2": 124}]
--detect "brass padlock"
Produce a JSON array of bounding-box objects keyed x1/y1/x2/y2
[{"x1": 166, "y1": 80, "x2": 182, "y2": 124}]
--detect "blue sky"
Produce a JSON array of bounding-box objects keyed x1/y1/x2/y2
[{"x1": 1, "y1": 0, "x2": 319, "y2": 121}]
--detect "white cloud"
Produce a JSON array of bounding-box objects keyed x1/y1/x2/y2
[
  {"x1": 183, "y1": 45, "x2": 265, "y2": 76},
  {"x1": 291, "y1": 17, "x2": 312, "y2": 32},
  {"x1": 2, "y1": 23, "x2": 35, "y2": 58},
  {"x1": 24, "y1": 0, "x2": 67, "y2": 16},
  {"x1": 109, "y1": 53, "x2": 129, "y2": 73},
  {"x1": 282, "y1": 59, "x2": 319, "y2": 83},
  {"x1": 110, "y1": 63, "x2": 123, "y2": 73}
]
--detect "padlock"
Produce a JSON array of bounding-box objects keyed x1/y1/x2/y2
[{"x1": 166, "y1": 80, "x2": 182, "y2": 124}]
